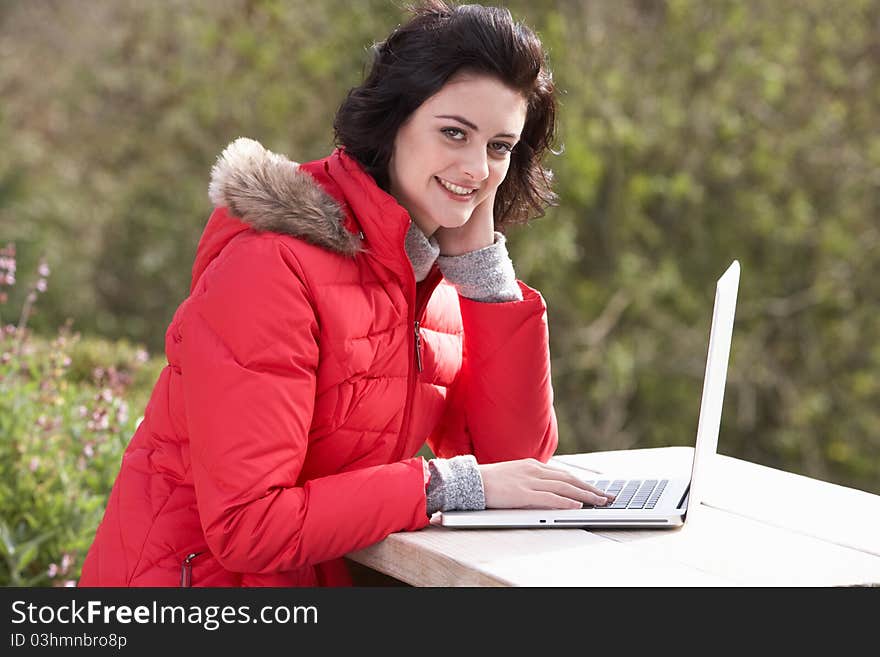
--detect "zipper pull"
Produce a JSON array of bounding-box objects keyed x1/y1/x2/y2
[
  {"x1": 180, "y1": 551, "x2": 202, "y2": 587},
  {"x1": 414, "y1": 320, "x2": 423, "y2": 372}
]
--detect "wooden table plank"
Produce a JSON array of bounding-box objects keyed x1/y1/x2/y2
[
  {"x1": 347, "y1": 523, "x2": 737, "y2": 587},
  {"x1": 587, "y1": 505, "x2": 880, "y2": 586},
  {"x1": 347, "y1": 448, "x2": 880, "y2": 586},
  {"x1": 555, "y1": 449, "x2": 880, "y2": 556},
  {"x1": 705, "y1": 455, "x2": 880, "y2": 557},
  {"x1": 348, "y1": 506, "x2": 880, "y2": 586}
]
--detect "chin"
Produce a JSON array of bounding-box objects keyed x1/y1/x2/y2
[
  {"x1": 435, "y1": 220, "x2": 469, "y2": 231},
  {"x1": 436, "y1": 214, "x2": 471, "y2": 229}
]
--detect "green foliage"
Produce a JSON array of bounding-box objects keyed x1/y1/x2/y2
[
  {"x1": 504, "y1": 0, "x2": 880, "y2": 494},
  {"x1": 0, "y1": 322, "x2": 160, "y2": 586},
  {"x1": 0, "y1": 0, "x2": 878, "y2": 522}
]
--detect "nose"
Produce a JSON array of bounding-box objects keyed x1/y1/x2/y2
[{"x1": 461, "y1": 145, "x2": 489, "y2": 183}]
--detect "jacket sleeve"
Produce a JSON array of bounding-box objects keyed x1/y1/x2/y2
[
  {"x1": 179, "y1": 235, "x2": 429, "y2": 574},
  {"x1": 427, "y1": 281, "x2": 559, "y2": 464}
]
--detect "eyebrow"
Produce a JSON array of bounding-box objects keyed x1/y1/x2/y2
[{"x1": 434, "y1": 114, "x2": 519, "y2": 140}]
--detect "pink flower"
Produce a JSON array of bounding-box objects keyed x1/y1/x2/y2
[
  {"x1": 47, "y1": 563, "x2": 58, "y2": 578},
  {"x1": 83, "y1": 443, "x2": 95, "y2": 458},
  {"x1": 38, "y1": 262, "x2": 50, "y2": 278},
  {"x1": 116, "y1": 402, "x2": 129, "y2": 425},
  {"x1": 61, "y1": 553, "x2": 72, "y2": 574},
  {"x1": 36, "y1": 279, "x2": 47, "y2": 293},
  {"x1": 29, "y1": 457, "x2": 39, "y2": 472}
]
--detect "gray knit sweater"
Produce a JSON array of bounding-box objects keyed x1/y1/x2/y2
[{"x1": 403, "y1": 221, "x2": 523, "y2": 516}]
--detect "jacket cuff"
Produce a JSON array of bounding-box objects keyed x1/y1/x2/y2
[
  {"x1": 436, "y1": 232, "x2": 524, "y2": 303},
  {"x1": 425, "y1": 455, "x2": 486, "y2": 515}
]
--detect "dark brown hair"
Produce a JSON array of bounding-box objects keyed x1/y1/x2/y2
[{"x1": 333, "y1": 0, "x2": 559, "y2": 226}]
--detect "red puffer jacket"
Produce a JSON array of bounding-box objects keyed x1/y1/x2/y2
[{"x1": 79, "y1": 138, "x2": 558, "y2": 587}]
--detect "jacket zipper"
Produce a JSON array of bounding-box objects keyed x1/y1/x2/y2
[
  {"x1": 414, "y1": 320, "x2": 423, "y2": 373},
  {"x1": 180, "y1": 551, "x2": 203, "y2": 587},
  {"x1": 394, "y1": 265, "x2": 441, "y2": 462}
]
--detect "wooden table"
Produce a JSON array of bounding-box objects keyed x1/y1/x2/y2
[{"x1": 346, "y1": 448, "x2": 880, "y2": 586}]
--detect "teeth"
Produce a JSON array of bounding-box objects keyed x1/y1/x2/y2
[{"x1": 437, "y1": 177, "x2": 475, "y2": 196}]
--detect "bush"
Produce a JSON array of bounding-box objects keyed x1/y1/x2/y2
[{"x1": 0, "y1": 244, "x2": 160, "y2": 586}]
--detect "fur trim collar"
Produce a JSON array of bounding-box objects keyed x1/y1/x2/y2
[{"x1": 208, "y1": 138, "x2": 362, "y2": 256}]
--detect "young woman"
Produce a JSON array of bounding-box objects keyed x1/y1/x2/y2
[{"x1": 79, "y1": 0, "x2": 612, "y2": 588}]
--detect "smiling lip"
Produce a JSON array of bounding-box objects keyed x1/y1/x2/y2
[{"x1": 434, "y1": 176, "x2": 477, "y2": 201}]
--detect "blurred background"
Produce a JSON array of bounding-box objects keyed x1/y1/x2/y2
[{"x1": 1, "y1": 0, "x2": 878, "y2": 585}]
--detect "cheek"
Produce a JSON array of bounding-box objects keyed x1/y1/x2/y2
[
  {"x1": 403, "y1": 142, "x2": 435, "y2": 186},
  {"x1": 488, "y1": 160, "x2": 511, "y2": 190}
]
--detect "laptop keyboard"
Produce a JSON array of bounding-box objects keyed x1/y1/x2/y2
[{"x1": 583, "y1": 479, "x2": 669, "y2": 509}]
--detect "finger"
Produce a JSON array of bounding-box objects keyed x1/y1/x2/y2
[
  {"x1": 534, "y1": 466, "x2": 616, "y2": 500},
  {"x1": 534, "y1": 480, "x2": 611, "y2": 506},
  {"x1": 553, "y1": 469, "x2": 617, "y2": 499},
  {"x1": 522, "y1": 491, "x2": 584, "y2": 510}
]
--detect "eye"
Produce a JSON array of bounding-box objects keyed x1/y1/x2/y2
[
  {"x1": 441, "y1": 127, "x2": 466, "y2": 140},
  {"x1": 489, "y1": 141, "x2": 514, "y2": 155}
]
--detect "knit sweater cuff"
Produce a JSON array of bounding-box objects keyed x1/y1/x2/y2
[
  {"x1": 425, "y1": 455, "x2": 486, "y2": 515},
  {"x1": 436, "y1": 232, "x2": 524, "y2": 303}
]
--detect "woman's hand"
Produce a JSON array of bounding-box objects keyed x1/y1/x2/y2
[
  {"x1": 478, "y1": 459, "x2": 616, "y2": 509},
  {"x1": 434, "y1": 188, "x2": 496, "y2": 256}
]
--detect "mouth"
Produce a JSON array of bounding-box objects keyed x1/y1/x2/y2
[{"x1": 434, "y1": 176, "x2": 478, "y2": 200}]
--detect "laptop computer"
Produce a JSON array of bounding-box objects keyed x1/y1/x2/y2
[{"x1": 441, "y1": 259, "x2": 740, "y2": 529}]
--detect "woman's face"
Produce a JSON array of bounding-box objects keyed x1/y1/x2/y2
[{"x1": 388, "y1": 72, "x2": 528, "y2": 236}]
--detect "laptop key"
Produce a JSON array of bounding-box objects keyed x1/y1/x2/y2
[
  {"x1": 608, "y1": 479, "x2": 626, "y2": 488},
  {"x1": 646, "y1": 480, "x2": 669, "y2": 508},
  {"x1": 609, "y1": 480, "x2": 640, "y2": 506},
  {"x1": 628, "y1": 480, "x2": 660, "y2": 509}
]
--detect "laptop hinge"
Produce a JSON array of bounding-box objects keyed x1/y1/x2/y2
[{"x1": 677, "y1": 485, "x2": 690, "y2": 511}]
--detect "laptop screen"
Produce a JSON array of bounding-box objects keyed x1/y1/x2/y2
[{"x1": 683, "y1": 260, "x2": 740, "y2": 515}]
